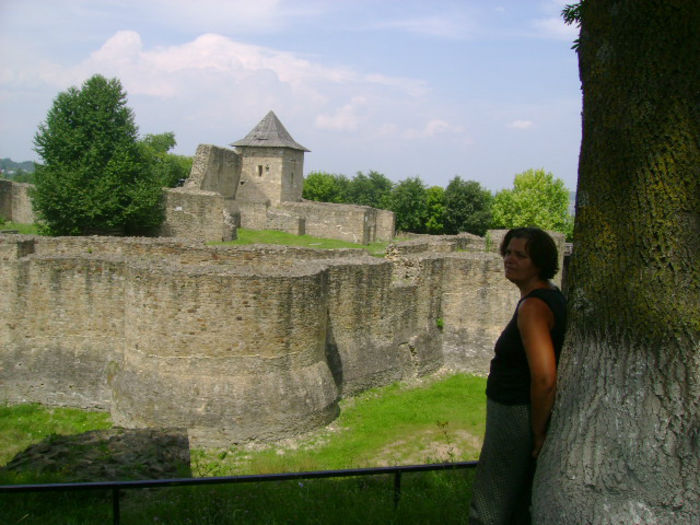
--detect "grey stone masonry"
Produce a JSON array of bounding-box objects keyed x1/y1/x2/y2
[{"x1": 0, "y1": 231, "x2": 559, "y2": 447}]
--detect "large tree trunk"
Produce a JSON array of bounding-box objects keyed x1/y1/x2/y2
[{"x1": 533, "y1": 1, "x2": 699, "y2": 523}]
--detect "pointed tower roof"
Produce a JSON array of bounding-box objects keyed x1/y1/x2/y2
[{"x1": 231, "y1": 111, "x2": 310, "y2": 152}]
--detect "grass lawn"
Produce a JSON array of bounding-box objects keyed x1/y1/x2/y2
[
  {"x1": 0, "y1": 222, "x2": 39, "y2": 235},
  {"x1": 217, "y1": 228, "x2": 394, "y2": 256},
  {"x1": 0, "y1": 374, "x2": 486, "y2": 524},
  {"x1": 0, "y1": 224, "x2": 399, "y2": 256}
]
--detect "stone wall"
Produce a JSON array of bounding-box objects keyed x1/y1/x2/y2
[
  {"x1": 160, "y1": 188, "x2": 237, "y2": 242},
  {"x1": 280, "y1": 201, "x2": 380, "y2": 244},
  {"x1": 440, "y1": 253, "x2": 518, "y2": 372},
  {"x1": 184, "y1": 144, "x2": 241, "y2": 199},
  {"x1": 0, "y1": 233, "x2": 526, "y2": 447},
  {"x1": 265, "y1": 208, "x2": 305, "y2": 235},
  {"x1": 0, "y1": 180, "x2": 34, "y2": 224},
  {"x1": 374, "y1": 208, "x2": 396, "y2": 242}
]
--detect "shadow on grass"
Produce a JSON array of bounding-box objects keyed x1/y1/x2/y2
[
  {"x1": 0, "y1": 428, "x2": 476, "y2": 524},
  {"x1": 0, "y1": 427, "x2": 191, "y2": 483}
]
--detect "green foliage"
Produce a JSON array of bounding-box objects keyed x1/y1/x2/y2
[
  {"x1": 387, "y1": 176, "x2": 429, "y2": 233},
  {"x1": 304, "y1": 170, "x2": 394, "y2": 209},
  {"x1": 10, "y1": 169, "x2": 35, "y2": 183},
  {"x1": 139, "y1": 132, "x2": 193, "y2": 188},
  {"x1": 302, "y1": 171, "x2": 350, "y2": 203},
  {"x1": 491, "y1": 168, "x2": 574, "y2": 240},
  {"x1": 346, "y1": 170, "x2": 393, "y2": 208},
  {"x1": 0, "y1": 158, "x2": 36, "y2": 182},
  {"x1": 425, "y1": 185, "x2": 447, "y2": 234},
  {"x1": 562, "y1": 2, "x2": 583, "y2": 25},
  {"x1": 443, "y1": 176, "x2": 493, "y2": 236},
  {"x1": 32, "y1": 75, "x2": 165, "y2": 236}
]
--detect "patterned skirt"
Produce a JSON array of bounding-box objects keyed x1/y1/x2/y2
[{"x1": 468, "y1": 399, "x2": 535, "y2": 525}]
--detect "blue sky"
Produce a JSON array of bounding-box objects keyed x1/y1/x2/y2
[{"x1": 0, "y1": 0, "x2": 581, "y2": 192}]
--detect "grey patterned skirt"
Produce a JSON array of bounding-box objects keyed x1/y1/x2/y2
[{"x1": 468, "y1": 399, "x2": 535, "y2": 525}]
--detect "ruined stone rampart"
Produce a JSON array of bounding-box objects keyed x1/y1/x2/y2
[
  {"x1": 0, "y1": 232, "x2": 559, "y2": 446},
  {"x1": 160, "y1": 188, "x2": 237, "y2": 242},
  {"x1": 0, "y1": 180, "x2": 34, "y2": 224},
  {"x1": 280, "y1": 200, "x2": 383, "y2": 245}
]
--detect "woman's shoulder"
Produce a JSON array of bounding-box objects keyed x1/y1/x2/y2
[
  {"x1": 519, "y1": 286, "x2": 565, "y2": 314},
  {"x1": 527, "y1": 285, "x2": 565, "y2": 302}
]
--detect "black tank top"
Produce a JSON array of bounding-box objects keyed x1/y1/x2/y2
[{"x1": 486, "y1": 287, "x2": 567, "y2": 405}]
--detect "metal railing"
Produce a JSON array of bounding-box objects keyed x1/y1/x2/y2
[{"x1": 0, "y1": 460, "x2": 478, "y2": 525}]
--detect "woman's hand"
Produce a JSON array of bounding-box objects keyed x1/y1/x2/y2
[{"x1": 532, "y1": 432, "x2": 546, "y2": 458}]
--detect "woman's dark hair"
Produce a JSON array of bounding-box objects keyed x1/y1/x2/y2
[{"x1": 499, "y1": 227, "x2": 559, "y2": 280}]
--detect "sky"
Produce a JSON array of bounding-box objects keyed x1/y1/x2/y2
[{"x1": 0, "y1": 0, "x2": 582, "y2": 193}]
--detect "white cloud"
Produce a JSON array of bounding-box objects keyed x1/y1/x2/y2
[
  {"x1": 65, "y1": 31, "x2": 426, "y2": 99},
  {"x1": 402, "y1": 119, "x2": 465, "y2": 139},
  {"x1": 315, "y1": 98, "x2": 367, "y2": 132},
  {"x1": 507, "y1": 120, "x2": 534, "y2": 129}
]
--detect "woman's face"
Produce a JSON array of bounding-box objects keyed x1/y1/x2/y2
[{"x1": 503, "y1": 237, "x2": 541, "y2": 284}]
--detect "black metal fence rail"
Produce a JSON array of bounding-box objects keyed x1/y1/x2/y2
[{"x1": 0, "y1": 460, "x2": 478, "y2": 525}]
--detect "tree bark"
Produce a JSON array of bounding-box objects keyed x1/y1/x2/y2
[{"x1": 533, "y1": 1, "x2": 699, "y2": 523}]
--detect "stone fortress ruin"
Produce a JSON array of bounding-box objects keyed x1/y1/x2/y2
[
  {"x1": 0, "y1": 112, "x2": 564, "y2": 447},
  {"x1": 0, "y1": 232, "x2": 563, "y2": 447},
  {"x1": 160, "y1": 111, "x2": 395, "y2": 245}
]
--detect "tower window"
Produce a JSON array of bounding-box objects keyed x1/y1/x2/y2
[{"x1": 257, "y1": 165, "x2": 263, "y2": 177}]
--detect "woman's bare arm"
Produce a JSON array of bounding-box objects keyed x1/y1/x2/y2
[{"x1": 518, "y1": 297, "x2": 557, "y2": 458}]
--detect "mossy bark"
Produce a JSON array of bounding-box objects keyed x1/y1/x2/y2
[{"x1": 533, "y1": 1, "x2": 699, "y2": 523}]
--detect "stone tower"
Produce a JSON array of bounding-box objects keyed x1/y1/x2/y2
[{"x1": 231, "y1": 111, "x2": 310, "y2": 206}]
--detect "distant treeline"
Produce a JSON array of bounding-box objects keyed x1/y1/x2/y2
[
  {"x1": 302, "y1": 169, "x2": 574, "y2": 240},
  {"x1": 1, "y1": 158, "x2": 36, "y2": 182}
]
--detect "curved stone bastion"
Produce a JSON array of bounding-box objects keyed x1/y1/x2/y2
[{"x1": 0, "y1": 233, "x2": 563, "y2": 447}]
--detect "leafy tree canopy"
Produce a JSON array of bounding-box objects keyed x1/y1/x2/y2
[
  {"x1": 443, "y1": 176, "x2": 493, "y2": 236},
  {"x1": 302, "y1": 171, "x2": 350, "y2": 203},
  {"x1": 139, "y1": 132, "x2": 193, "y2": 188},
  {"x1": 425, "y1": 185, "x2": 446, "y2": 235},
  {"x1": 387, "y1": 176, "x2": 429, "y2": 233},
  {"x1": 346, "y1": 170, "x2": 393, "y2": 209},
  {"x1": 32, "y1": 74, "x2": 164, "y2": 235},
  {"x1": 491, "y1": 168, "x2": 573, "y2": 239}
]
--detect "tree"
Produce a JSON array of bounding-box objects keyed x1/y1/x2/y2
[
  {"x1": 425, "y1": 185, "x2": 447, "y2": 234},
  {"x1": 302, "y1": 171, "x2": 350, "y2": 203},
  {"x1": 32, "y1": 75, "x2": 163, "y2": 235},
  {"x1": 386, "y1": 176, "x2": 429, "y2": 233},
  {"x1": 491, "y1": 168, "x2": 572, "y2": 238},
  {"x1": 443, "y1": 176, "x2": 493, "y2": 236},
  {"x1": 11, "y1": 170, "x2": 35, "y2": 184},
  {"x1": 139, "y1": 132, "x2": 193, "y2": 188},
  {"x1": 346, "y1": 170, "x2": 392, "y2": 209},
  {"x1": 533, "y1": 2, "x2": 699, "y2": 523}
]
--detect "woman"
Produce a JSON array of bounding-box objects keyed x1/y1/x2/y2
[{"x1": 469, "y1": 228, "x2": 567, "y2": 525}]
